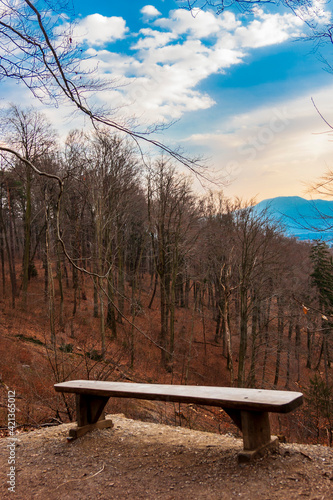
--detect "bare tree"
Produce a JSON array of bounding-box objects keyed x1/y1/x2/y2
[
  {"x1": 0, "y1": 0, "x2": 209, "y2": 176},
  {"x1": 148, "y1": 159, "x2": 198, "y2": 369},
  {"x1": 178, "y1": 0, "x2": 321, "y2": 16},
  {"x1": 199, "y1": 191, "x2": 238, "y2": 384},
  {"x1": 2, "y1": 105, "x2": 57, "y2": 306}
]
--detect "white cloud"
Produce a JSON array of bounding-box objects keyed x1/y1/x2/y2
[
  {"x1": 74, "y1": 14, "x2": 128, "y2": 47},
  {"x1": 141, "y1": 5, "x2": 161, "y2": 18},
  {"x1": 235, "y1": 11, "x2": 303, "y2": 49},
  {"x1": 184, "y1": 86, "x2": 333, "y2": 200},
  {"x1": 3, "y1": 3, "x2": 333, "y2": 201},
  {"x1": 131, "y1": 28, "x2": 177, "y2": 50},
  {"x1": 219, "y1": 12, "x2": 242, "y2": 31},
  {"x1": 31, "y1": 6, "x2": 333, "y2": 130},
  {"x1": 296, "y1": 0, "x2": 331, "y2": 25},
  {"x1": 156, "y1": 8, "x2": 225, "y2": 39},
  {"x1": 111, "y1": 8, "x2": 307, "y2": 121}
]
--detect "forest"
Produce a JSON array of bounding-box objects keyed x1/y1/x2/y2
[{"x1": 0, "y1": 104, "x2": 332, "y2": 448}]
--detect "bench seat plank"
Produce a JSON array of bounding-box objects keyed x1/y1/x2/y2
[{"x1": 55, "y1": 380, "x2": 303, "y2": 413}]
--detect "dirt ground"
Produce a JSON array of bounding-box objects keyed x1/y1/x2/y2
[{"x1": 1, "y1": 414, "x2": 332, "y2": 499}]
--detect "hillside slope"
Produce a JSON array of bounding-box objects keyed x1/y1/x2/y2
[{"x1": 1, "y1": 414, "x2": 332, "y2": 499}]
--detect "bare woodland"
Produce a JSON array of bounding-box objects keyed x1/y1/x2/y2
[
  {"x1": 0, "y1": 106, "x2": 332, "y2": 447},
  {"x1": 0, "y1": 0, "x2": 332, "y2": 450}
]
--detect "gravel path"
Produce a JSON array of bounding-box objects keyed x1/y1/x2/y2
[{"x1": 1, "y1": 414, "x2": 332, "y2": 499}]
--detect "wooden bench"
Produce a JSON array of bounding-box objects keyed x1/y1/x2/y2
[{"x1": 54, "y1": 380, "x2": 303, "y2": 462}]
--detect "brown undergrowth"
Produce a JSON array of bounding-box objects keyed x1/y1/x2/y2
[{"x1": 0, "y1": 261, "x2": 327, "y2": 446}]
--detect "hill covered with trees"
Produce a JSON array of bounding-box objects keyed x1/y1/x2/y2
[
  {"x1": 0, "y1": 105, "x2": 332, "y2": 447},
  {"x1": 254, "y1": 196, "x2": 333, "y2": 241}
]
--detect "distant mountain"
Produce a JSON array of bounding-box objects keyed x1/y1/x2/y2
[{"x1": 253, "y1": 196, "x2": 333, "y2": 242}]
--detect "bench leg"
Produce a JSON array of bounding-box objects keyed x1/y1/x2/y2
[
  {"x1": 68, "y1": 394, "x2": 114, "y2": 441},
  {"x1": 224, "y1": 409, "x2": 278, "y2": 462}
]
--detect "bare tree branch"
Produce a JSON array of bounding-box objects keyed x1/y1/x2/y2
[{"x1": 0, "y1": 0, "x2": 213, "y2": 179}]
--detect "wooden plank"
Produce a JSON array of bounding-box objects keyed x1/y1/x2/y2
[{"x1": 55, "y1": 381, "x2": 303, "y2": 413}]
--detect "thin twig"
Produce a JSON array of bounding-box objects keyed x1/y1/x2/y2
[
  {"x1": 311, "y1": 97, "x2": 333, "y2": 130},
  {"x1": 55, "y1": 463, "x2": 105, "y2": 490}
]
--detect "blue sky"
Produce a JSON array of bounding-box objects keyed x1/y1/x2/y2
[{"x1": 3, "y1": 0, "x2": 333, "y2": 201}]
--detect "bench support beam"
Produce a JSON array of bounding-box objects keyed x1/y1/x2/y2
[
  {"x1": 68, "y1": 394, "x2": 113, "y2": 441},
  {"x1": 224, "y1": 408, "x2": 279, "y2": 462}
]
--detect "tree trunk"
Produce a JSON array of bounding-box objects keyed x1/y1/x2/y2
[
  {"x1": 45, "y1": 205, "x2": 56, "y2": 347},
  {"x1": 93, "y1": 278, "x2": 99, "y2": 318},
  {"x1": 22, "y1": 168, "x2": 32, "y2": 308},
  {"x1": 0, "y1": 225, "x2": 5, "y2": 295},
  {"x1": 261, "y1": 296, "x2": 272, "y2": 385},
  {"x1": 106, "y1": 273, "x2": 117, "y2": 338},
  {"x1": 160, "y1": 275, "x2": 169, "y2": 368},
  {"x1": 7, "y1": 185, "x2": 17, "y2": 307},
  {"x1": 223, "y1": 295, "x2": 234, "y2": 385},
  {"x1": 285, "y1": 318, "x2": 293, "y2": 389},
  {"x1": 56, "y1": 241, "x2": 64, "y2": 329},
  {"x1": 237, "y1": 286, "x2": 248, "y2": 387},
  {"x1": 99, "y1": 278, "x2": 105, "y2": 359},
  {"x1": 116, "y1": 226, "x2": 125, "y2": 322},
  {"x1": 184, "y1": 276, "x2": 190, "y2": 309},
  {"x1": 273, "y1": 296, "x2": 284, "y2": 387},
  {"x1": 295, "y1": 322, "x2": 301, "y2": 383},
  {"x1": 247, "y1": 291, "x2": 259, "y2": 388},
  {"x1": 148, "y1": 271, "x2": 158, "y2": 309}
]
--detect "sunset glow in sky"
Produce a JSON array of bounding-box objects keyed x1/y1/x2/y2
[{"x1": 3, "y1": 0, "x2": 333, "y2": 201}]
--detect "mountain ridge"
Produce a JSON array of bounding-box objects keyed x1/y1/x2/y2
[{"x1": 253, "y1": 196, "x2": 333, "y2": 241}]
